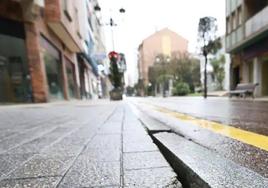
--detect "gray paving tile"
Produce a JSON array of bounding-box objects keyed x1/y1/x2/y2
[
  {"x1": 7, "y1": 127, "x2": 74, "y2": 154},
  {"x1": 124, "y1": 151, "x2": 169, "y2": 170},
  {"x1": 82, "y1": 148, "x2": 120, "y2": 162},
  {"x1": 0, "y1": 177, "x2": 60, "y2": 188},
  {"x1": 0, "y1": 153, "x2": 34, "y2": 178},
  {"x1": 123, "y1": 142, "x2": 158, "y2": 153},
  {"x1": 123, "y1": 123, "x2": 146, "y2": 132},
  {"x1": 42, "y1": 135, "x2": 89, "y2": 157},
  {"x1": 87, "y1": 134, "x2": 121, "y2": 150},
  {"x1": 0, "y1": 131, "x2": 17, "y2": 142},
  {"x1": 58, "y1": 158, "x2": 120, "y2": 188},
  {"x1": 0, "y1": 126, "x2": 55, "y2": 153},
  {"x1": 124, "y1": 167, "x2": 181, "y2": 188},
  {"x1": 98, "y1": 122, "x2": 122, "y2": 134},
  {"x1": 123, "y1": 133, "x2": 151, "y2": 144},
  {"x1": 8, "y1": 154, "x2": 75, "y2": 178}
]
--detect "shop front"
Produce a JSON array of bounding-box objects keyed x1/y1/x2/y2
[
  {"x1": 40, "y1": 36, "x2": 64, "y2": 101},
  {"x1": 0, "y1": 17, "x2": 31, "y2": 103},
  {"x1": 65, "y1": 58, "x2": 77, "y2": 99}
]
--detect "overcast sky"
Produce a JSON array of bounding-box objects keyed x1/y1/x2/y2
[{"x1": 98, "y1": 0, "x2": 226, "y2": 86}]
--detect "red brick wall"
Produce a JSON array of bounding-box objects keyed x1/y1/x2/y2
[
  {"x1": 25, "y1": 22, "x2": 48, "y2": 102},
  {"x1": 0, "y1": 1, "x2": 23, "y2": 21},
  {"x1": 0, "y1": 1, "x2": 81, "y2": 102},
  {"x1": 44, "y1": 0, "x2": 61, "y2": 22}
]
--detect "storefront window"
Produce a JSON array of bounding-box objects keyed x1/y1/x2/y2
[
  {"x1": 40, "y1": 36, "x2": 64, "y2": 100},
  {"x1": 65, "y1": 59, "x2": 76, "y2": 99},
  {"x1": 0, "y1": 33, "x2": 30, "y2": 103}
]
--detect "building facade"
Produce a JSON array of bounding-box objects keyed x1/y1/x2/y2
[
  {"x1": 138, "y1": 28, "x2": 188, "y2": 86},
  {"x1": 0, "y1": 0, "x2": 106, "y2": 103},
  {"x1": 226, "y1": 0, "x2": 268, "y2": 97}
]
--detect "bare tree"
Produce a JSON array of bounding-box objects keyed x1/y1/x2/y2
[{"x1": 198, "y1": 17, "x2": 221, "y2": 98}]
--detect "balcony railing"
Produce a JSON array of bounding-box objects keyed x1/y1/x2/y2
[
  {"x1": 245, "y1": 6, "x2": 268, "y2": 37},
  {"x1": 226, "y1": 6, "x2": 268, "y2": 52}
]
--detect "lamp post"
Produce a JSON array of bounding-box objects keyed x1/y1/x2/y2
[
  {"x1": 94, "y1": 5, "x2": 126, "y2": 100},
  {"x1": 108, "y1": 18, "x2": 117, "y2": 50},
  {"x1": 155, "y1": 56, "x2": 170, "y2": 97},
  {"x1": 94, "y1": 5, "x2": 125, "y2": 51}
]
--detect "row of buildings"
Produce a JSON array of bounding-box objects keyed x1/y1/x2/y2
[
  {"x1": 137, "y1": 0, "x2": 268, "y2": 98},
  {"x1": 0, "y1": 0, "x2": 109, "y2": 103}
]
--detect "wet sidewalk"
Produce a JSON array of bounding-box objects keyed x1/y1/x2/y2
[{"x1": 0, "y1": 101, "x2": 180, "y2": 187}]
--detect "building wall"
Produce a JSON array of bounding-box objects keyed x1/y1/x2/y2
[
  {"x1": 138, "y1": 28, "x2": 188, "y2": 85},
  {"x1": 0, "y1": 0, "x2": 105, "y2": 102},
  {"x1": 0, "y1": 0, "x2": 103, "y2": 103},
  {"x1": 226, "y1": 0, "x2": 268, "y2": 97}
]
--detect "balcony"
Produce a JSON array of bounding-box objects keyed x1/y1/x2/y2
[
  {"x1": 226, "y1": 6, "x2": 268, "y2": 53},
  {"x1": 226, "y1": 26, "x2": 243, "y2": 50},
  {"x1": 245, "y1": 6, "x2": 268, "y2": 38},
  {"x1": 45, "y1": 0, "x2": 81, "y2": 52}
]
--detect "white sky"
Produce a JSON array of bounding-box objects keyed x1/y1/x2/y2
[{"x1": 98, "y1": 0, "x2": 226, "y2": 86}]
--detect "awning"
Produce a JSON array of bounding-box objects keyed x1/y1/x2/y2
[{"x1": 78, "y1": 53, "x2": 99, "y2": 76}]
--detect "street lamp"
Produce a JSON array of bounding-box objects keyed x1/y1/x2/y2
[
  {"x1": 155, "y1": 56, "x2": 171, "y2": 97},
  {"x1": 94, "y1": 6, "x2": 126, "y2": 51},
  {"x1": 94, "y1": 4, "x2": 101, "y2": 11},
  {"x1": 155, "y1": 57, "x2": 161, "y2": 63},
  {"x1": 166, "y1": 57, "x2": 171, "y2": 63},
  {"x1": 119, "y1": 8, "x2": 126, "y2": 13}
]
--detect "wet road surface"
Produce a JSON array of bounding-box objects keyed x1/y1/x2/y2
[
  {"x1": 129, "y1": 97, "x2": 268, "y2": 178},
  {"x1": 133, "y1": 97, "x2": 268, "y2": 136}
]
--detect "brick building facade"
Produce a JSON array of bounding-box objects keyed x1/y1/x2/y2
[
  {"x1": 138, "y1": 28, "x2": 188, "y2": 86},
  {"x1": 0, "y1": 0, "x2": 106, "y2": 103}
]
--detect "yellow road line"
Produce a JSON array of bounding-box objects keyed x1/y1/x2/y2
[{"x1": 147, "y1": 104, "x2": 268, "y2": 152}]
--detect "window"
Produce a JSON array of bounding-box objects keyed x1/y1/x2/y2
[
  {"x1": 75, "y1": 8, "x2": 82, "y2": 39},
  {"x1": 40, "y1": 36, "x2": 64, "y2": 100},
  {"x1": 231, "y1": 12, "x2": 236, "y2": 31},
  {"x1": 65, "y1": 59, "x2": 76, "y2": 98},
  {"x1": 226, "y1": 17, "x2": 231, "y2": 34},
  {"x1": 237, "y1": 6, "x2": 242, "y2": 26},
  {"x1": 63, "y1": 0, "x2": 72, "y2": 22}
]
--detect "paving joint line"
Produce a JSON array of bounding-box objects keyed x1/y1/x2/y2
[
  {"x1": 123, "y1": 150, "x2": 158, "y2": 154},
  {"x1": 124, "y1": 166, "x2": 172, "y2": 172},
  {"x1": 55, "y1": 106, "x2": 118, "y2": 188},
  {"x1": 1, "y1": 175, "x2": 62, "y2": 181},
  {"x1": 119, "y1": 105, "x2": 125, "y2": 188},
  {"x1": 0, "y1": 124, "x2": 84, "y2": 181},
  {"x1": 0, "y1": 126, "x2": 59, "y2": 155}
]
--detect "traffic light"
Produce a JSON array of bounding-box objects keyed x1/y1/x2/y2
[{"x1": 108, "y1": 51, "x2": 119, "y2": 63}]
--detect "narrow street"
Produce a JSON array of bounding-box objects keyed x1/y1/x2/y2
[
  {"x1": 0, "y1": 98, "x2": 268, "y2": 187},
  {"x1": 1, "y1": 0, "x2": 268, "y2": 187}
]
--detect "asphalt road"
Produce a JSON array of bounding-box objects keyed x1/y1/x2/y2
[{"x1": 130, "y1": 97, "x2": 268, "y2": 178}]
